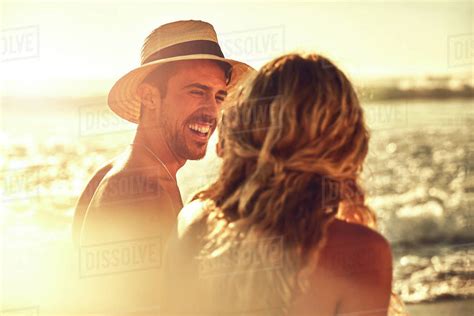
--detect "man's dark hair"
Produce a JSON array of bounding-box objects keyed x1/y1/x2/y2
[{"x1": 139, "y1": 60, "x2": 232, "y2": 121}]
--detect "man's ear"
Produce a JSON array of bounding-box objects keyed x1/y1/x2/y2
[{"x1": 137, "y1": 82, "x2": 161, "y2": 111}]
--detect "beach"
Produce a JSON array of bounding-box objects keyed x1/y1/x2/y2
[{"x1": 1, "y1": 96, "x2": 473, "y2": 314}]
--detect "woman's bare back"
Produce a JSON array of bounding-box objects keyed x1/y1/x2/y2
[
  {"x1": 164, "y1": 201, "x2": 393, "y2": 316},
  {"x1": 289, "y1": 219, "x2": 393, "y2": 315}
]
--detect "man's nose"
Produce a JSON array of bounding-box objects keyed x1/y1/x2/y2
[{"x1": 202, "y1": 95, "x2": 219, "y2": 113}]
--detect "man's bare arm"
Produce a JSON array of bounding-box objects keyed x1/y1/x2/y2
[{"x1": 72, "y1": 162, "x2": 113, "y2": 246}]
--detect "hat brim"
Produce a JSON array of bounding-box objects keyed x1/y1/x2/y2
[{"x1": 107, "y1": 54, "x2": 254, "y2": 124}]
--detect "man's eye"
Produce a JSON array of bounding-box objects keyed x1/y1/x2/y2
[
  {"x1": 190, "y1": 90, "x2": 204, "y2": 96},
  {"x1": 216, "y1": 96, "x2": 226, "y2": 103}
]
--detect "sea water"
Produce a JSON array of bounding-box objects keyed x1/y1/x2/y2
[{"x1": 0, "y1": 96, "x2": 472, "y2": 310}]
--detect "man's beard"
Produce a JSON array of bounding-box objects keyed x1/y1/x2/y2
[{"x1": 158, "y1": 106, "x2": 207, "y2": 160}]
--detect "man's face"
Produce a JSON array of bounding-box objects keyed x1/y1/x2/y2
[{"x1": 158, "y1": 60, "x2": 227, "y2": 160}]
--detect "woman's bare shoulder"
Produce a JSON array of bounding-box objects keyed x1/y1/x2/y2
[
  {"x1": 320, "y1": 219, "x2": 393, "y2": 279},
  {"x1": 289, "y1": 219, "x2": 394, "y2": 315},
  {"x1": 299, "y1": 219, "x2": 394, "y2": 314},
  {"x1": 326, "y1": 219, "x2": 391, "y2": 247}
]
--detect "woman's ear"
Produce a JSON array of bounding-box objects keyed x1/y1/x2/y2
[{"x1": 137, "y1": 82, "x2": 161, "y2": 111}]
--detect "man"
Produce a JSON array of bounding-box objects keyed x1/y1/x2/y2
[
  {"x1": 73, "y1": 20, "x2": 252, "y2": 245},
  {"x1": 71, "y1": 20, "x2": 252, "y2": 313}
]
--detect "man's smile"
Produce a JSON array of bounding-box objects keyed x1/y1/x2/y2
[
  {"x1": 185, "y1": 113, "x2": 217, "y2": 142},
  {"x1": 188, "y1": 123, "x2": 211, "y2": 135}
]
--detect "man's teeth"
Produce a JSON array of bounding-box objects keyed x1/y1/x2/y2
[{"x1": 188, "y1": 123, "x2": 211, "y2": 134}]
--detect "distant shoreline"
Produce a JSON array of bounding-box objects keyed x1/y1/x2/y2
[
  {"x1": 2, "y1": 74, "x2": 474, "y2": 104},
  {"x1": 359, "y1": 86, "x2": 474, "y2": 102},
  {"x1": 405, "y1": 298, "x2": 474, "y2": 316},
  {"x1": 1, "y1": 89, "x2": 473, "y2": 104}
]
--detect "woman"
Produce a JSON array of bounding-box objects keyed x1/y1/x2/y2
[{"x1": 160, "y1": 53, "x2": 405, "y2": 315}]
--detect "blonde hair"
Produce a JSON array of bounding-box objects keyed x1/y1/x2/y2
[{"x1": 192, "y1": 53, "x2": 376, "y2": 314}]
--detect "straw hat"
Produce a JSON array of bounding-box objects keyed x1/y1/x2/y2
[{"x1": 107, "y1": 20, "x2": 254, "y2": 123}]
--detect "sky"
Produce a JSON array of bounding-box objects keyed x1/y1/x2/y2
[{"x1": 0, "y1": 0, "x2": 472, "y2": 96}]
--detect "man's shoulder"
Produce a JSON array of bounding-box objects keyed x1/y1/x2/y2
[
  {"x1": 72, "y1": 160, "x2": 115, "y2": 245},
  {"x1": 94, "y1": 163, "x2": 171, "y2": 207},
  {"x1": 77, "y1": 160, "x2": 114, "y2": 202},
  {"x1": 80, "y1": 164, "x2": 177, "y2": 245}
]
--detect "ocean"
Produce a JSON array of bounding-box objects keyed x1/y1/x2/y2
[{"x1": 0, "y1": 96, "x2": 472, "y2": 312}]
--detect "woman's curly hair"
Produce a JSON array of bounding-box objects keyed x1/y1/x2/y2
[{"x1": 191, "y1": 53, "x2": 380, "y2": 315}]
